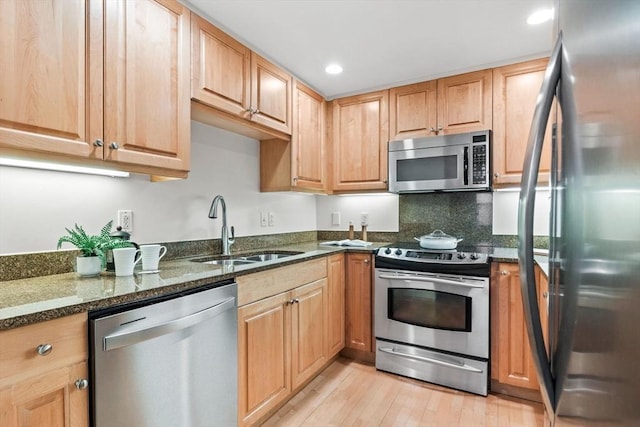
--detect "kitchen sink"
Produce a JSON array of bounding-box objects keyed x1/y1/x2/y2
[
  {"x1": 190, "y1": 251, "x2": 303, "y2": 266},
  {"x1": 242, "y1": 253, "x2": 295, "y2": 262},
  {"x1": 199, "y1": 259, "x2": 255, "y2": 266}
]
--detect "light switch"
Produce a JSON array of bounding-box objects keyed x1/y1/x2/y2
[{"x1": 331, "y1": 212, "x2": 341, "y2": 226}]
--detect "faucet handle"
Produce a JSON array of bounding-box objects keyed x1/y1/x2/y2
[{"x1": 229, "y1": 226, "x2": 235, "y2": 244}]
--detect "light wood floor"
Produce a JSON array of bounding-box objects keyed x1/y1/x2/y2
[{"x1": 263, "y1": 357, "x2": 544, "y2": 427}]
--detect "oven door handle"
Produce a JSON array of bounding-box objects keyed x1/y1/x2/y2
[
  {"x1": 378, "y1": 347, "x2": 483, "y2": 373},
  {"x1": 377, "y1": 273, "x2": 484, "y2": 289}
]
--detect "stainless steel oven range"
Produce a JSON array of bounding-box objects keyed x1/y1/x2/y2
[{"x1": 374, "y1": 243, "x2": 490, "y2": 395}]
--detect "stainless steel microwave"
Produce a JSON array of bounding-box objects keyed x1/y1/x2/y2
[{"x1": 388, "y1": 130, "x2": 491, "y2": 193}]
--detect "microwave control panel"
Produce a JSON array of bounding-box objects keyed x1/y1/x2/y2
[{"x1": 472, "y1": 144, "x2": 488, "y2": 185}]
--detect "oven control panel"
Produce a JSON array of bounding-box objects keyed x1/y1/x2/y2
[{"x1": 377, "y1": 247, "x2": 489, "y2": 264}]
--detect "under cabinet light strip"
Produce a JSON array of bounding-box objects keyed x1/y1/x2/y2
[{"x1": 0, "y1": 158, "x2": 130, "y2": 178}]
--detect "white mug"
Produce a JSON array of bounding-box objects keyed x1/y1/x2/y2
[
  {"x1": 139, "y1": 244, "x2": 167, "y2": 271},
  {"x1": 113, "y1": 247, "x2": 141, "y2": 276}
]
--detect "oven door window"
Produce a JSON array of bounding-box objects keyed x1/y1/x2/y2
[{"x1": 388, "y1": 288, "x2": 472, "y2": 332}]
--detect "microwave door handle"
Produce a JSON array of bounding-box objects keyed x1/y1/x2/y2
[
  {"x1": 463, "y1": 146, "x2": 469, "y2": 186},
  {"x1": 518, "y1": 33, "x2": 562, "y2": 417}
]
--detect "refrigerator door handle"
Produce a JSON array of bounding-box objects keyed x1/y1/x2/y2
[{"x1": 518, "y1": 33, "x2": 563, "y2": 417}]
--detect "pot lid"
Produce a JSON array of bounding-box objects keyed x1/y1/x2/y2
[{"x1": 417, "y1": 229, "x2": 458, "y2": 240}]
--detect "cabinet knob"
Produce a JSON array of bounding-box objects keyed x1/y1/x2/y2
[
  {"x1": 94, "y1": 139, "x2": 104, "y2": 147},
  {"x1": 494, "y1": 173, "x2": 500, "y2": 178},
  {"x1": 430, "y1": 127, "x2": 437, "y2": 133},
  {"x1": 36, "y1": 344, "x2": 53, "y2": 356},
  {"x1": 293, "y1": 177, "x2": 298, "y2": 183},
  {"x1": 109, "y1": 142, "x2": 119, "y2": 150},
  {"x1": 543, "y1": 291, "x2": 549, "y2": 299},
  {"x1": 437, "y1": 126, "x2": 443, "y2": 131},
  {"x1": 500, "y1": 270, "x2": 509, "y2": 276},
  {"x1": 75, "y1": 379, "x2": 89, "y2": 390},
  {"x1": 364, "y1": 259, "x2": 370, "y2": 264}
]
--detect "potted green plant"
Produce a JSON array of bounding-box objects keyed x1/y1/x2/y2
[{"x1": 57, "y1": 220, "x2": 132, "y2": 277}]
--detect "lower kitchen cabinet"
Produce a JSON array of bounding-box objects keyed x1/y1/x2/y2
[
  {"x1": 345, "y1": 253, "x2": 373, "y2": 354},
  {"x1": 236, "y1": 258, "x2": 329, "y2": 426},
  {"x1": 491, "y1": 262, "x2": 549, "y2": 400},
  {"x1": 326, "y1": 253, "x2": 346, "y2": 357},
  {"x1": 0, "y1": 313, "x2": 88, "y2": 427}
]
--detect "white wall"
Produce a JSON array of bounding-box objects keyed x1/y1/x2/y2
[
  {"x1": 0, "y1": 122, "x2": 317, "y2": 255},
  {"x1": 315, "y1": 193, "x2": 399, "y2": 231},
  {"x1": 492, "y1": 189, "x2": 551, "y2": 235}
]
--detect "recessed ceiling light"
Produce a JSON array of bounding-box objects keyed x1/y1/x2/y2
[
  {"x1": 325, "y1": 64, "x2": 343, "y2": 75},
  {"x1": 527, "y1": 8, "x2": 554, "y2": 25}
]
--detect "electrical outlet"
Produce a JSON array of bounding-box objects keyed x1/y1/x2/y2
[
  {"x1": 260, "y1": 211, "x2": 268, "y2": 227},
  {"x1": 360, "y1": 212, "x2": 369, "y2": 226},
  {"x1": 117, "y1": 210, "x2": 133, "y2": 232},
  {"x1": 268, "y1": 212, "x2": 275, "y2": 227}
]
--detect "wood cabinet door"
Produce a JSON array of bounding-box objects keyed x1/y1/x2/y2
[
  {"x1": 292, "y1": 82, "x2": 325, "y2": 191},
  {"x1": 250, "y1": 53, "x2": 292, "y2": 135},
  {"x1": 331, "y1": 91, "x2": 389, "y2": 192},
  {"x1": 0, "y1": 0, "x2": 102, "y2": 159},
  {"x1": 389, "y1": 81, "x2": 438, "y2": 140},
  {"x1": 492, "y1": 58, "x2": 552, "y2": 186},
  {"x1": 345, "y1": 253, "x2": 373, "y2": 352},
  {"x1": 104, "y1": 0, "x2": 190, "y2": 173},
  {"x1": 0, "y1": 361, "x2": 88, "y2": 427},
  {"x1": 437, "y1": 69, "x2": 492, "y2": 135},
  {"x1": 537, "y1": 266, "x2": 550, "y2": 355},
  {"x1": 238, "y1": 292, "x2": 291, "y2": 426},
  {"x1": 491, "y1": 263, "x2": 540, "y2": 391},
  {"x1": 191, "y1": 14, "x2": 251, "y2": 117},
  {"x1": 290, "y1": 279, "x2": 328, "y2": 389},
  {"x1": 326, "y1": 254, "x2": 346, "y2": 357}
]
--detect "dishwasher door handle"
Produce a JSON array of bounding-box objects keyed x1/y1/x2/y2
[{"x1": 103, "y1": 296, "x2": 236, "y2": 352}]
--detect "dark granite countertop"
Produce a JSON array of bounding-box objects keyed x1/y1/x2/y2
[{"x1": 0, "y1": 241, "x2": 389, "y2": 330}]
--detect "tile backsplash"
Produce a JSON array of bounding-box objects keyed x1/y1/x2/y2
[{"x1": 399, "y1": 192, "x2": 494, "y2": 245}]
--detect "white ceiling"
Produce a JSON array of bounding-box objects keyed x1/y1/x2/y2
[{"x1": 183, "y1": 0, "x2": 554, "y2": 99}]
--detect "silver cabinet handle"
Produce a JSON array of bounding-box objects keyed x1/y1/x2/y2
[
  {"x1": 378, "y1": 347, "x2": 483, "y2": 373},
  {"x1": 75, "y1": 379, "x2": 89, "y2": 390},
  {"x1": 501, "y1": 270, "x2": 509, "y2": 276},
  {"x1": 518, "y1": 33, "x2": 562, "y2": 417},
  {"x1": 94, "y1": 139, "x2": 104, "y2": 147},
  {"x1": 103, "y1": 296, "x2": 236, "y2": 351},
  {"x1": 378, "y1": 273, "x2": 484, "y2": 288},
  {"x1": 36, "y1": 344, "x2": 53, "y2": 356},
  {"x1": 364, "y1": 259, "x2": 370, "y2": 264},
  {"x1": 109, "y1": 142, "x2": 119, "y2": 150}
]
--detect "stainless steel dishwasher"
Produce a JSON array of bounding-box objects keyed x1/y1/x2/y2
[{"x1": 89, "y1": 280, "x2": 237, "y2": 427}]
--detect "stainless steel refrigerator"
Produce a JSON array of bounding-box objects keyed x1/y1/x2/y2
[{"x1": 518, "y1": 0, "x2": 640, "y2": 426}]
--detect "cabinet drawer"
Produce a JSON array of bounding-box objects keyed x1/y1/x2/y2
[
  {"x1": 237, "y1": 258, "x2": 327, "y2": 306},
  {"x1": 0, "y1": 313, "x2": 87, "y2": 384}
]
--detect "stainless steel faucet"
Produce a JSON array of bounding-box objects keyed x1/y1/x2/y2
[{"x1": 208, "y1": 195, "x2": 235, "y2": 255}]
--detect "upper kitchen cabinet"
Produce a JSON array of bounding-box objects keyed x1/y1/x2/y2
[
  {"x1": 331, "y1": 90, "x2": 389, "y2": 192},
  {"x1": 492, "y1": 58, "x2": 551, "y2": 187},
  {"x1": 389, "y1": 70, "x2": 492, "y2": 140},
  {"x1": 0, "y1": 0, "x2": 191, "y2": 178},
  {"x1": 191, "y1": 14, "x2": 251, "y2": 118},
  {"x1": 191, "y1": 16, "x2": 292, "y2": 138},
  {"x1": 389, "y1": 81, "x2": 437, "y2": 140},
  {"x1": 0, "y1": 0, "x2": 100, "y2": 160},
  {"x1": 437, "y1": 69, "x2": 493, "y2": 135},
  {"x1": 103, "y1": 0, "x2": 191, "y2": 175},
  {"x1": 261, "y1": 81, "x2": 325, "y2": 192}
]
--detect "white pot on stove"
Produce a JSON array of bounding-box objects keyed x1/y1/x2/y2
[{"x1": 414, "y1": 229, "x2": 463, "y2": 250}]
